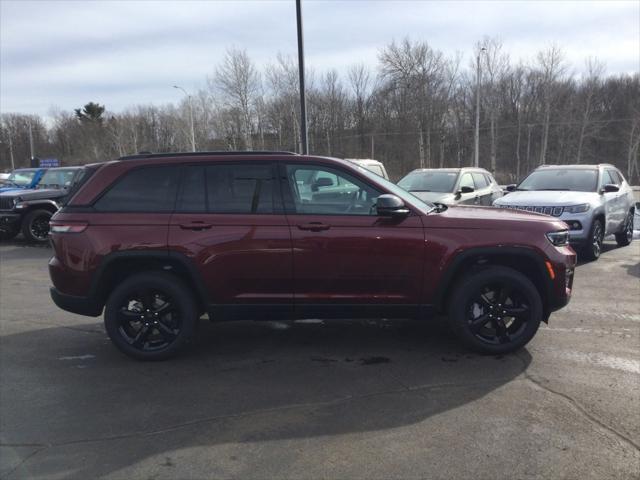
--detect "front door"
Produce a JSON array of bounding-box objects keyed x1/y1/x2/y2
[
  {"x1": 281, "y1": 162, "x2": 425, "y2": 318},
  {"x1": 168, "y1": 162, "x2": 293, "y2": 319},
  {"x1": 457, "y1": 172, "x2": 479, "y2": 205}
]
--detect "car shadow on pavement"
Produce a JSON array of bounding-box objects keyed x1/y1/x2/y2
[{"x1": 1, "y1": 318, "x2": 531, "y2": 478}]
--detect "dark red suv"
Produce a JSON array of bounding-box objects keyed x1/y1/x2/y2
[{"x1": 49, "y1": 152, "x2": 576, "y2": 360}]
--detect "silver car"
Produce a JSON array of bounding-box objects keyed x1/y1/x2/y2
[
  {"x1": 494, "y1": 164, "x2": 635, "y2": 260},
  {"x1": 397, "y1": 168, "x2": 503, "y2": 206}
]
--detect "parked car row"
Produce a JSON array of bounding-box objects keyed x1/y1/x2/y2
[{"x1": 0, "y1": 166, "x2": 84, "y2": 242}]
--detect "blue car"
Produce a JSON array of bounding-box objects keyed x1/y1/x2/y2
[{"x1": 0, "y1": 168, "x2": 47, "y2": 194}]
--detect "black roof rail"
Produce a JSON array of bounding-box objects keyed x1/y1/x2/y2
[{"x1": 118, "y1": 150, "x2": 299, "y2": 160}]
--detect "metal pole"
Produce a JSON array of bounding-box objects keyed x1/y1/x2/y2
[
  {"x1": 173, "y1": 85, "x2": 196, "y2": 152},
  {"x1": 8, "y1": 135, "x2": 15, "y2": 170},
  {"x1": 296, "y1": 0, "x2": 308, "y2": 155},
  {"x1": 28, "y1": 122, "x2": 35, "y2": 160},
  {"x1": 474, "y1": 50, "x2": 482, "y2": 168}
]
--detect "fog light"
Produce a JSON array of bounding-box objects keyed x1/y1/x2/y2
[{"x1": 567, "y1": 221, "x2": 582, "y2": 230}]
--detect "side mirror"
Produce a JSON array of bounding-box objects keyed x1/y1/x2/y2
[
  {"x1": 376, "y1": 194, "x2": 410, "y2": 217},
  {"x1": 455, "y1": 185, "x2": 474, "y2": 199},
  {"x1": 600, "y1": 184, "x2": 619, "y2": 194},
  {"x1": 505, "y1": 184, "x2": 517, "y2": 192}
]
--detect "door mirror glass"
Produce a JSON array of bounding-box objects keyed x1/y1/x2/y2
[
  {"x1": 312, "y1": 177, "x2": 334, "y2": 191},
  {"x1": 601, "y1": 184, "x2": 619, "y2": 194},
  {"x1": 459, "y1": 185, "x2": 475, "y2": 194},
  {"x1": 376, "y1": 194, "x2": 410, "y2": 217}
]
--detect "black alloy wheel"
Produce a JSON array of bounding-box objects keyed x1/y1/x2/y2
[
  {"x1": 104, "y1": 272, "x2": 198, "y2": 360},
  {"x1": 615, "y1": 211, "x2": 634, "y2": 247},
  {"x1": 583, "y1": 219, "x2": 604, "y2": 261},
  {"x1": 21, "y1": 209, "x2": 53, "y2": 242},
  {"x1": 448, "y1": 266, "x2": 542, "y2": 354}
]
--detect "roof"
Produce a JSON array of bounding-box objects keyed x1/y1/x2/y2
[
  {"x1": 408, "y1": 167, "x2": 491, "y2": 174},
  {"x1": 119, "y1": 150, "x2": 298, "y2": 160},
  {"x1": 536, "y1": 164, "x2": 614, "y2": 170}
]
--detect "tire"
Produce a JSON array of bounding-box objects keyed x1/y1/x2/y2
[
  {"x1": 582, "y1": 218, "x2": 604, "y2": 261},
  {"x1": 447, "y1": 266, "x2": 543, "y2": 355},
  {"x1": 21, "y1": 209, "x2": 53, "y2": 243},
  {"x1": 614, "y1": 211, "x2": 634, "y2": 247},
  {"x1": 0, "y1": 226, "x2": 19, "y2": 241},
  {"x1": 104, "y1": 272, "x2": 198, "y2": 360}
]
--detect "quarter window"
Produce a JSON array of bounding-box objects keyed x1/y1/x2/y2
[{"x1": 95, "y1": 166, "x2": 178, "y2": 212}]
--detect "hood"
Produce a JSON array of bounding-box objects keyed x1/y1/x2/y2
[
  {"x1": 0, "y1": 188, "x2": 67, "y2": 201},
  {"x1": 409, "y1": 191, "x2": 456, "y2": 204},
  {"x1": 426, "y1": 205, "x2": 566, "y2": 232},
  {"x1": 0, "y1": 185, "x2": 27, "y2": 194},
  {"x1": 494, "y1": 190, "x2": 599, "y2": 207}
]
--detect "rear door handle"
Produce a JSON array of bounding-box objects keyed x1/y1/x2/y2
[
  {"x1": 179, "y1": 221, "x2": 212, "y2": 231},
  {"x1": 297, "y1": 222, "x2": 331, "y2": 232}
]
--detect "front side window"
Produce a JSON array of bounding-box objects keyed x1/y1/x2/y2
[
  {"x1": 472, "y1": 173, "x2": 489, "y2": 189},
  {"x1": 286, "y1": 164, "x2": 380, "y2": 215},
  {"x1": 94, "y1": 166, "x2": 178, "y2": 212},
  {"x1": 38, "y1": 169, "x2": 78, "y2": 189},
  {"x1": 459, "y1": 173, "x2": 474, "y2": 190},
  {"x1": 604, "y1": 170, "x2": 621, "y2": 186}
]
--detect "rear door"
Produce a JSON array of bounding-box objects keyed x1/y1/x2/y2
[
  {"x1": 281, "y1": 161, "x2": 425, "y2": 318},
  {"x1": 600, "y1": 169, "x2": 622, "y2": 234},
  {"x1": 471, "y1": 172, "x2": 492, "y2": 205},
  {"x1": 168, "y1": 162, "x2": 293, "y2": 319}
]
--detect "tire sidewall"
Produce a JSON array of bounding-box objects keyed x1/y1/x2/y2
[
  {"x1": 448, "y1": 266, "x2": 543, "y2": 355},
  {"x1": 104, "y1": 272, "x2": 198, "y2": 360},
  {"x1": 21, "y1": 209, "x2": 53, "y2": 243},
  {"x1": 615, "y1": 211, "x2": 633, "y2": 247},
  {"x1": 583, "y1": 219, "x2": 604, "y2": 261}
]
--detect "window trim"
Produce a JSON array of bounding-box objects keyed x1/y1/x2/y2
[{"x1": 279, "y1": 162, "x2": 385, "y2": 217}]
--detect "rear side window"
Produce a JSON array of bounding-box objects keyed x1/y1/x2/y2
[
  {"x1": 472, "y1": 173, "x2": 489, "y2": 189},
  {"x1": 177, "y1": 166, "x2": 206, "y2": 212},
  {"x1": 206, "y1": 164, "x2": 275, "y2": 214},
  {"x1": 95, "y1": 166, "x2": 178, "y2": 212}
]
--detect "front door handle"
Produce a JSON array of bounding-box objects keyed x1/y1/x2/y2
[
  {"x1": 297, "y1": 222, "x2": 331, "y2": 232},
  {"x1": 179, "y1": 221, "x2": 212, "y2": 231}
]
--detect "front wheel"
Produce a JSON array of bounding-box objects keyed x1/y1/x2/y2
[
  {"x1": 21, "y1": 209, "x2": 53, "y2": 243},
  {"x1": 614, "y1": 211, "x2": 634, "y2": 247},
  {"x1": 104, "y1": 272, "x2": 198, "y2": 360},
  {"x1": 448, "y1": 266, "x2": 543, "y2": 355},
  {"x1": 582, "y1": 219, "x2": 604, "y2": 261}
]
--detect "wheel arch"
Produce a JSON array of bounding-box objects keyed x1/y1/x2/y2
[
  {"x1": 435, "y1": 247, "x2": 553, "y2": 320},
  {"x1": 90, "y1": 251, "x2": 209, "y2": 313}
]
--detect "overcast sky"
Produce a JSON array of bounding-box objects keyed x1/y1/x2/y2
[{"x1": 1, "y1": 0, "x2": 638, "y2": 117}]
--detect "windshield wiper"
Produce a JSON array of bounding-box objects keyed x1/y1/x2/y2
[{"x1": 409, "y1": 189, "x2": 432, "y2": 192}]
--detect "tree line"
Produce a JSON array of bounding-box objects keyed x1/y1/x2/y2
[{"x1": 1, "y1": 37, "x2": 639, "y2": 183}]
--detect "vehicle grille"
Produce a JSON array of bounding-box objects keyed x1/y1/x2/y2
[
  {"x1": 498, "y1": 205, "x2": 564, "y2": 217},
  {"x1": 0, "y1": 197, "x2": 14, "y2": 210}
]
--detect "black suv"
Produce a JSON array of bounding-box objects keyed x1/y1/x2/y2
[{"x1": 0, "y1": 167, "x2": 84, "y2": 242}]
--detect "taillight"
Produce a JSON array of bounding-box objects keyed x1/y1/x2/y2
[{"x1": 50, "y1": 222, "x2": 88, "y2": 233}]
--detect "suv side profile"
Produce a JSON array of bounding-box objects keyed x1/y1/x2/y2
[
  {"x1": 49, "y1": 152, "x2": 576, "y2": 360},
  {"x1": 494, "y1": 164, "x2": 635, "y2": 261},
  {"x1": 397, "y1": 167, "x2": 503, "y2": 206}
]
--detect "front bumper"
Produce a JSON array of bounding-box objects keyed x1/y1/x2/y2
[{"x1": 0, "y1": 212, "x2": 20, "y2": 231}]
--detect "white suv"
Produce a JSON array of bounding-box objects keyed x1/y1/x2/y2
[{"x1": 494, "y1": 164, "x2": 635, "y2": 260}]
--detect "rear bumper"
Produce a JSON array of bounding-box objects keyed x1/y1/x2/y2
[{"x1": 50, "y1": 287, "x2": 102, "y2": 317}]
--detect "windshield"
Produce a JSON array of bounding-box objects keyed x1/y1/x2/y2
[
  {"x1": 518, "y1": 169, "x2": 598, "y2": 192},
  {"x1": 6, "y1": 170, "x2": 36, "y2": 187},
  {"x1": 38, "y1": 168, "x2": 78, "y2": 188},
  {"x1": 397, "y1": 170, "x2": 459, "y2": 193},
  {"x1": 336, "y1": 159, "x2": 435, "y2": 213}
]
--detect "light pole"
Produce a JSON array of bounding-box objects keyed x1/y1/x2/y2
[
  {"x1": 474, "y1": 46, "x2": 486, "y2": 168},
  {"x1": 173, "y1": 85, "x2": 196, "y2": 152},
  {"x1": 296, "y1": 0, "x2": 308, "y2": 154}
]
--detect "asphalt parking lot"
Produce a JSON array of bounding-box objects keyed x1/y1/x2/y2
[{"x1": 0, "y1": 239, "x2": 638, "y2": 480}]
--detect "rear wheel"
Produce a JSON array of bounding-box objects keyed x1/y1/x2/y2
[
  {"x1": 21, "y1": 209, "x2": 52, "y2": 243},
  {"x1": 582, "y1": 219, "x2": 604, "y2": 261},
  {"x1": 615, "y1": 211, "x2": 633, "y2": 247},
  {"x1": 104, "y1": 272, "x2": 198, "y2": 360},
  {"x1": 448, "y1": 266, "x2": 543, "y2": 355}
]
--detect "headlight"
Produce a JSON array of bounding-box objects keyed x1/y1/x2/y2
[
  {"x1": 546, "y1": 230, "x2": 570, "y2": 247},
  {"x1": 564, "y1": 204, "x2": 589, "y2": 214}
]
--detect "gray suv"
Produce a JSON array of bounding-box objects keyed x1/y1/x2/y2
[
  {"x1": 494, "y1": 164, "x2": 635, "y2": 260},
  {"x1": 397, "y1": 167, "x2": 503, "y2": 206}
]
